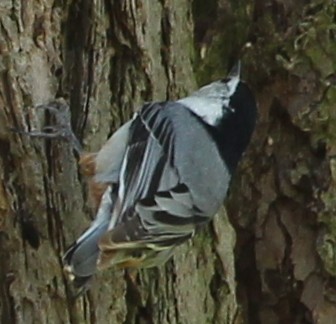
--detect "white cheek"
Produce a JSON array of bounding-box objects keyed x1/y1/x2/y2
[
  {"x1": 202, "y1": 101, "x2": 224, "y2": 125},
  {"x1": 177, "y1": 96, "x2": 226, "y2": 126}
]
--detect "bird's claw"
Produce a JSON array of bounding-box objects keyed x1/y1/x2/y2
[{"x1": 15, "y1": 99, "x2": 83, "y2": 154}]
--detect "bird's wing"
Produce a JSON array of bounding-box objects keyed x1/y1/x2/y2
[
  {"x1": 64, "y1": 100, "x2": 230, "y2": 277},
  {"x1": 101, "y1": 102, "x2": 207, "y2": 249},
  {"x1": 94, "y1": 119, "x2": 133, "y2": 184}
]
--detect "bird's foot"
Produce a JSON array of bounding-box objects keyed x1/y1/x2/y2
[{"x1": 15, "y1": 98, "x2": 82, "y2": 154}]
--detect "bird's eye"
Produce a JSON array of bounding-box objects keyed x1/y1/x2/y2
[{"x1": 223, "y1": 105, "x2": 235, "y2": 113}]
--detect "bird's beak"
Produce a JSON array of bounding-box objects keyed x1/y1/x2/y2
[{"x1": 228, "y1": 61, "x2": 241, "y2": 80}]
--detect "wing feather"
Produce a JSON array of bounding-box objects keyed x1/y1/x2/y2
[{"x1": 104, "y1": 102, "x2": 204, "y2": 247}]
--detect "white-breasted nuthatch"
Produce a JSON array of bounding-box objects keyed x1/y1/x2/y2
[{"x1": 22, "y1": 62, "x2": 257, "y2": 292}]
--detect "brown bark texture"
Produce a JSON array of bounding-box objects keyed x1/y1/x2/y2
[{"x1": 0, "y1": 0, "x2": 335, "y2": 323}]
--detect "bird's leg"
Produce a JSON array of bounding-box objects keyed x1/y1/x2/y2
[
  {"x1": 17, "y1": 99, "x2": 109, "y2": 210},
  {"x1": 16, "y1": 99, "x2": 83, "y2": 154}
]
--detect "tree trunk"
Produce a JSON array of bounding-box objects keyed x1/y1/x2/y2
[{"x1": 0, "y1": 0, "x2": 335, "y2": 323}]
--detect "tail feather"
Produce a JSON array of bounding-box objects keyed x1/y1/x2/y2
[
  {"x1": 63, "y1": 221, "x2": 109, "y2": 278},
  {"x1": 63, "y1": 185, "x2": 114, "y2": 289}
]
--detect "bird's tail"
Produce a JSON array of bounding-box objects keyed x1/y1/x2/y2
[{"x1": 62, "y1": 186, "x2": 114, "y2": 293}]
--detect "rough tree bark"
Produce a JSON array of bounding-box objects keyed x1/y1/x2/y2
[{"x1": 0, "y1": 0, "x2": 335, "y2": 324}]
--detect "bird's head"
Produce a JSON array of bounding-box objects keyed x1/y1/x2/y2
[
  {"x1": 178, "y1": 61, "x2": 256, "y2": 126},
  {"x1": 193, "y1": 61, "x2": 241, "y2": 110},
  {"x1": 178, "y1": 61, "x2": 257, "y2": 171}
]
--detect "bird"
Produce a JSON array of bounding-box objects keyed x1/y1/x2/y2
[{"x1": 21, "y1": 61, "x2": 257, "y2": 292}]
